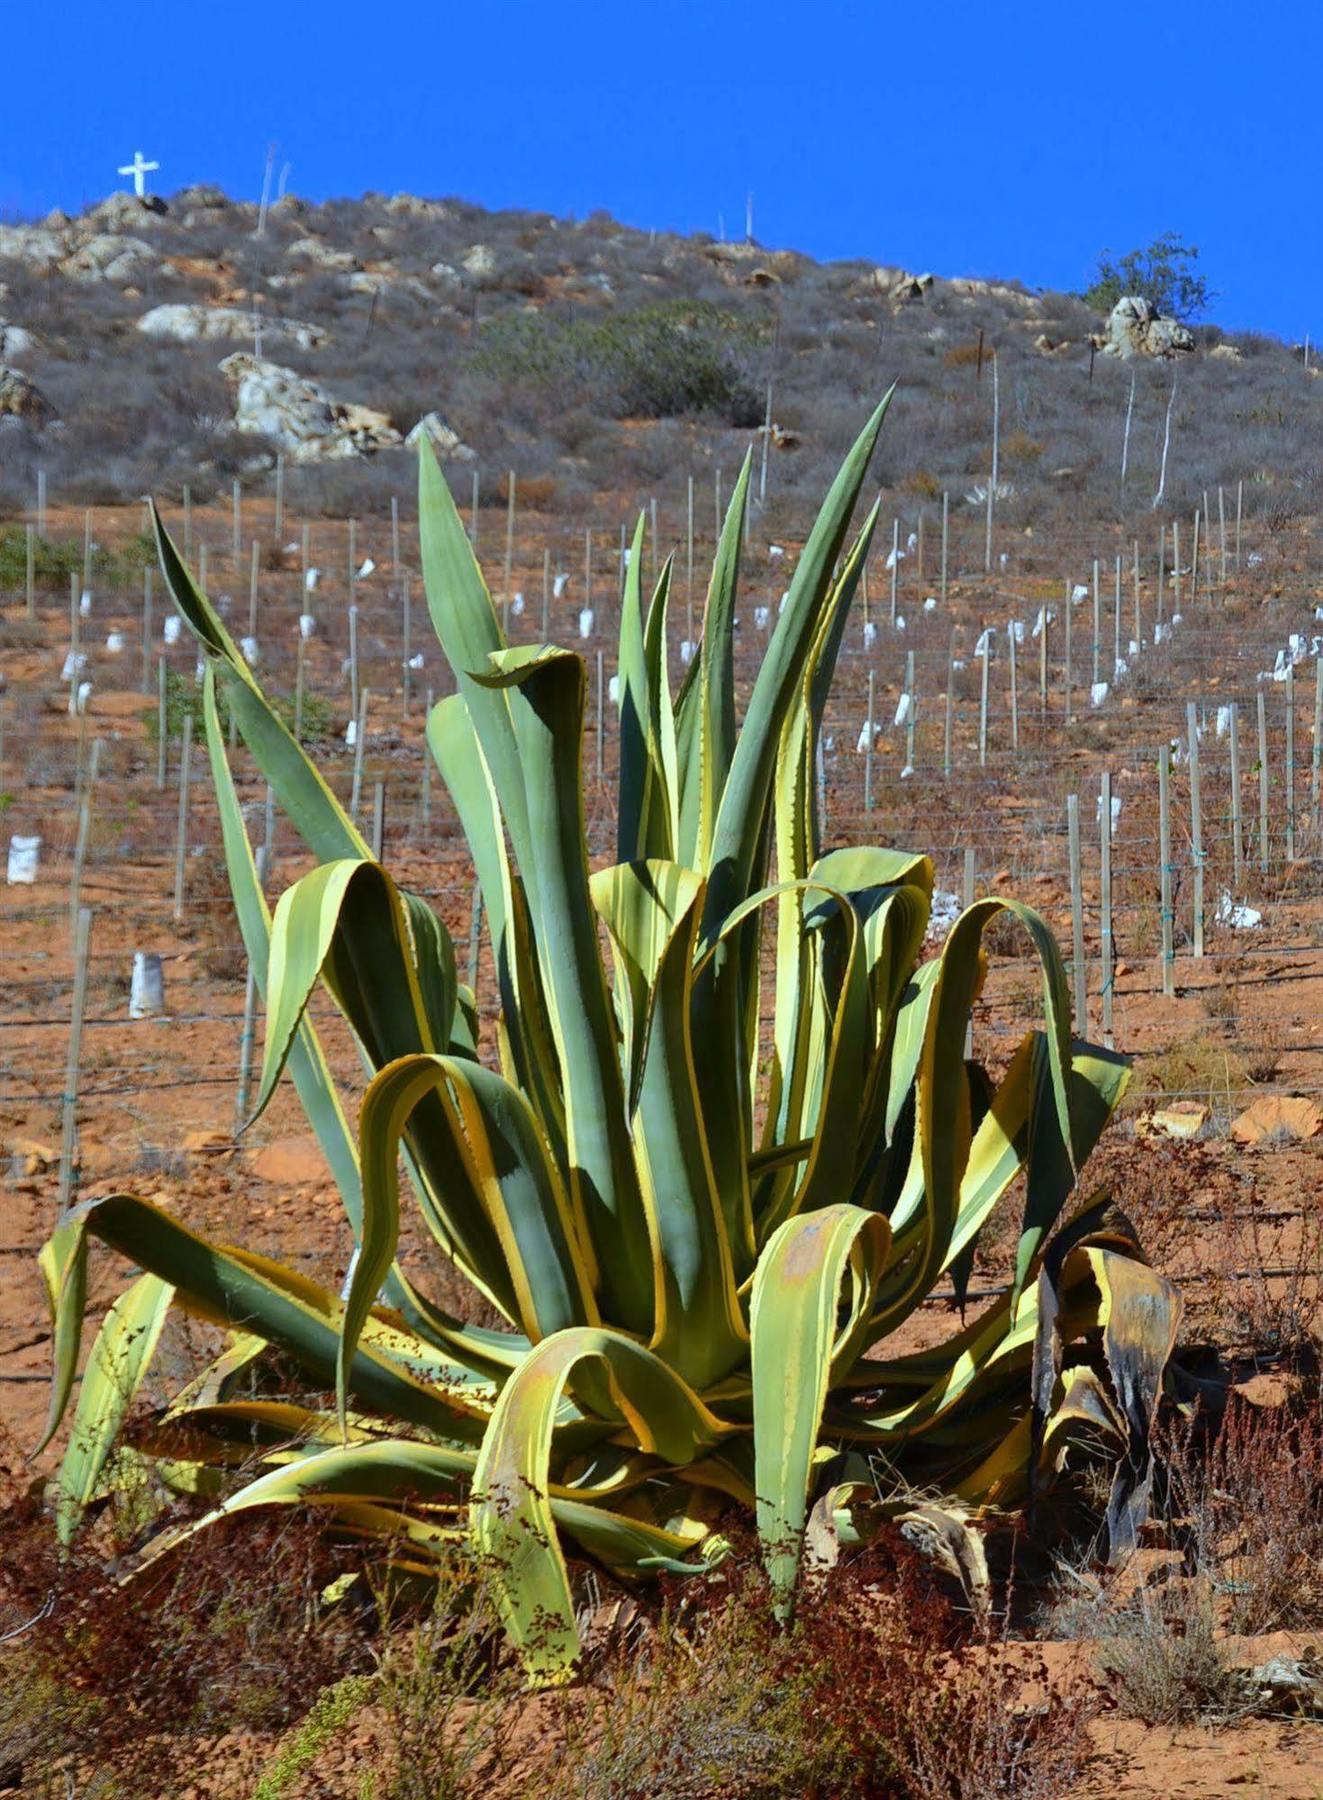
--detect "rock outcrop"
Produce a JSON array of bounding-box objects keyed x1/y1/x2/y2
[
  {"x1": 61, "y1": 234, "x2": 158, "y2": 283},
  {"x1": 287, "y1": 237, "x2": 359, "y2": 272},
  {"x1": 0, "y1": 366, "x2": 56, "y2": 426},
  {"x1": 218, "y1": 354, "x2": 400, "y2": 461},
  {"x1": 85, "y1": 192, "x2": 169, "y2": 231},
  {"x1": 404, "y1": 411, "x2": 475, "y2": 461},
  {"x1": 1099, "y1": 295, "x2": 1196, "y2": 360},
  {"x1": 138, "y1": 304, "x2": 325, "y2": 350},
  {"x1": 0, "y1": 323, "x2": 36, "y2": 361},
  {"x1": 0, "y1": 224, "x2": 67, "y2": 264}
]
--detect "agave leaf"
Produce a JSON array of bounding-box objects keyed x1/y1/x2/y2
[
  {"x1": 34, "y1": 1213, "x2": 89, "y2": 1457},
  {"x1": 152, "y1": 506, "x2": 369, "y2": 864},
  {"x1": 476, "y1": 645, "x2": 650, "y2": 1333},
  {"x1": 416, "y1": 439, "x2": 532, "y2": 856},
  {"x1": 256, "y1": 859, "x2": 439, "y2": 1122},
  {"x1": 55, "y1": 1194, "x2": 496, "y2": 1441},
  {"x1": 53, "y1": 1272, "x2": 174, "y2": 1543},
  {"x1": 750, "y1": 1203, "x2": 891, "y2": 1616},
  {"x1": 683, "y1": 453, "x2": 749, "y2": 869},
  {"x1": 201, "y1": 672, "x2": 366, "y2": 1227},
  {"x1": 350, "y1": 1053, "x2": 598, "y2": 1429},
  {"x1": 426, "y1": 694, "x2": 568, "y2": 1164},
  {"x1": 893, "y1": 897, "x2": 1075, "y2": 1317},
  {"x1": 591, "y1": 861, "x2": 747, "y2": 1389},
  {"x1": 703, "y1": 393, "x2": 891, "y2": 932},
  {"x1": 616, "y1": 517, "x2": 678, "y2": 862},
  {"x1": 471, "y1": 1326, "x2": 728, "y2": 1680}
]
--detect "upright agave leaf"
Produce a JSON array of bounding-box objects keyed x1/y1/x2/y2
[{"x1": 38, "y1": 402, "x2": 1181, "y2": 1684}]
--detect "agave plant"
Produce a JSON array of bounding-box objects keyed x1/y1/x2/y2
[{"x1": 39, "y1": 400, "x2": 1179, "y2": 1680}]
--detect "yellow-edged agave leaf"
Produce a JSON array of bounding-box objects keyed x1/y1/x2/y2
[
  {"x1": 201, "y1": 672, "x2": 364, "y2": 1230},
  {"x1": 471, "y1": 1327, "x2": 728, "y2": 1679},
  {"x1": 34, "y1": 1213, "x2": 88, "y2": 1458},
  {"x1": 750, "y1": 1204, "x2": 891, "y2": 1616},
  {"x1": 897, "y1": 896, "x2": 1075, "y2": 1316},
  {"x1": 427, "y1": 693, "x2": 569, "y2": 1166},
  {"x1": 682, "y1": 454, "x2": 749, "y2": 870},
  {"x1": 256, "y1": 859, "x2": 439, "y2": 1122},
  {"x1": 703, "y1": 396, "x2": 891, "y2": 931},
  {"x1": 616, "y1": 518, "x2": 678, "y2": 862},
  {"x1": 135, "y1": 1399, "x2": 385, "y2": 1468},
  {"x1": 351, "y1": 1053, "x2": 597, "y2": 1427},
  {"x1": 476, "y1": 645, "x2": 651, "y2": 1333},
  {"x1": 45, "y1": 1195, "x2": 496, "y2": 1449},
  {"x1": 53, "y1": 1271, "x2": 174, "y2": 1543},
  {"x1": 152, "y1": 504, "x2": 370, "y2": 865},
  {"x1": 592, "y1": 861, "x2": 746, "y2": 1388}
]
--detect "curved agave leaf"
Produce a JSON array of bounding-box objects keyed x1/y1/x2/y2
[
  {"x1": 681, "y1": 453, "x2": 749, "y2": 870},
  {"x1": 471, "y1": 1327, "x2": 728, "y2": 1680},
  {"x1": 426, "y1": 694, "x2": 569, "y2": 1168},
  {"x1": 200, "y1": 671, "x2": 363, "y2": 1229},
  {"x1": 44, "y1": 1195, "x2": 496, "y2": 1447},
  {"x1": 51, "y1": 1271, "x2": 174, "y2": 1543},
  {"x1": 152, "y1": 505, "x2": 370, "y2": 865},
  {"x1": 750, "y1": 1203, "x2": 891, "y2": 1616},
  {"x1": 885, "y1": 897, "x2": 1075, "y2": 1319},
  {"x1": 476, "y1": 645, "x2": 650, "y2": 1333},
  {"x1": 350, "y1": 1053, "x2": 598, "y2": 1428},
  {"x1": 34, "y1": 1213, "x2": 88, "y2": 1458},
  {"x1": 256, "y1": 859, "x2": 441, "y2": 1122},
  {"x1": 703, "y1": 393, "x2": 892, "y2": 931},
  {"x1": 616, "y1": 514, "x2": 677, "y2": 863},
  {"x1": 591, "y1": 861, "x2": 747, "y2": 1389}
]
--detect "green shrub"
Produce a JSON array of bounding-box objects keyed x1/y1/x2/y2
[{"x1": 470, "y1": 299, "x2": 765, "y2": 424}]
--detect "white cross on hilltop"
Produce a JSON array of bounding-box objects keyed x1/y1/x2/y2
[{"x1": 117, "y1": 150, "x2": 160, "y2": 198}]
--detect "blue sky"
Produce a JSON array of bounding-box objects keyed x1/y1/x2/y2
[{"x1": 4, "y1": 0, "x2": 1315, "y2": 337}]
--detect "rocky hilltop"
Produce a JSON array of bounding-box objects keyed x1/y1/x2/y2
[{"x1": 0, "y1": 187, "x2": 1314, "y2": 532}]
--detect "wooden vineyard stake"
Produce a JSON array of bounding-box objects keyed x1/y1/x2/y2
[
  {"x1": 1257, "y1": 688, "x2": 1270, "y2": 872},
  {"x1": 1008, "y1": 624, "x2": 1019, "y2": 750},
  {"x1": 1286, "y1": 663, "x2": 1297, "y2": 863},
  {"x1": 940, "y1": 491, "x2": 949, "y2": 604},
  {"x1": 1230, "y1": 702, "x2": 1245, "y2": 889},
  {"x1": 1100, "y1": 770, "x2": 1114, "y2": 1049},
  {"x1": 57, "y1": 907, "x2": 93, "y2": 1216},
  {"x1": 1159, "y1": 743, "x2": 1175, "y2": 998},
  {"x1": 1187, "y1": 701, "x2": 1204, "y2": 957},
  {"x1": 1067, "y1": 793, "x2": 1088, "y2": 1031},
  {"x1": 172, "y1": 715, "x2": 193, "y2": 925},
  {"x1": 69, "y1": 738, "x2": 103, "y2": 934},
  {"x1": 401, "y1": 576, "x2": 413, "y2": 716},
  {"x1": 502, "y1": 471, "x2": 516, "y2": 629},
  {"x1": 1064, "y1": 576, "x2": 1074, "y2": 723},
  {"x1": 350, "y1": 688, "x2": 369, "y2": 820},
  {"x1": 863, "y1": 670, "x2": 875, "y2": 812},
  {"x1": 421, "y1": 686, "x2": 434, "y2": 826}
]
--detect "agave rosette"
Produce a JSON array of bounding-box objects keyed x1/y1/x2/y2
[{"x1": 39, "y1": 400, "x2": 1180, "y2": 1680}]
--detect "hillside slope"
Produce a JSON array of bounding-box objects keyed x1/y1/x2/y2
[{"x1": 0, "y1": 187, "x2": 1318, "y2": 539}]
